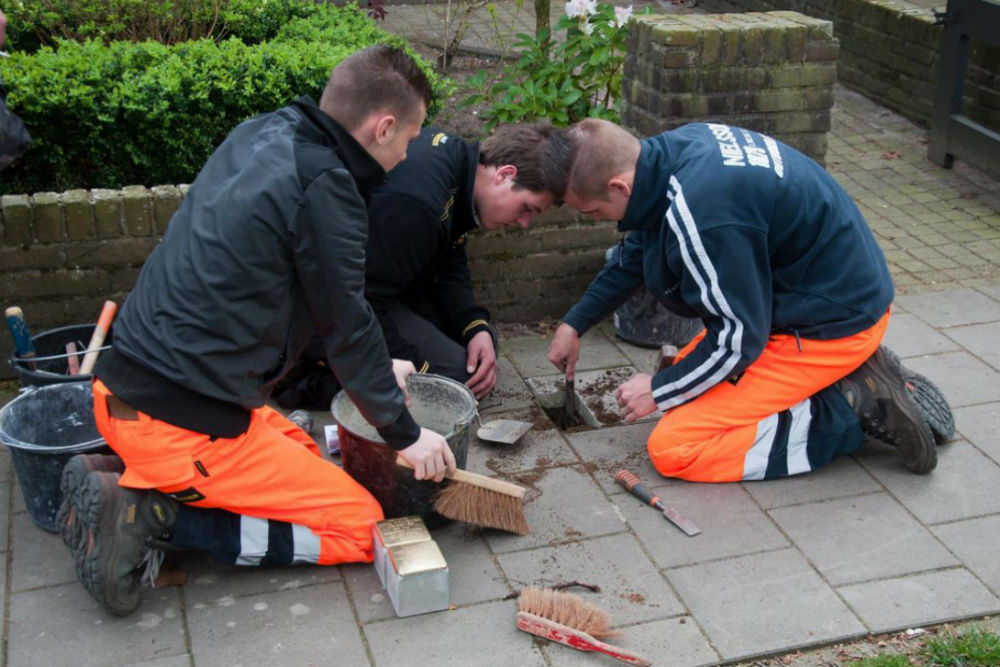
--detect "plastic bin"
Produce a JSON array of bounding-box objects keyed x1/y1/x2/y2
[
  {"x1": 8, "y1": 323, "x2": 113, "y2": 387},
  {"x1": 0, "y1": 382, "x2": 112, "y2": 532},
  {"x1": 332, "y1": 374, "x2": 476, "y2": 528}
]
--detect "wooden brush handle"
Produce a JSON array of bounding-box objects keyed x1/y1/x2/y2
[
  {"x1": 78, "y1": 300, "x2": 117, "y2": 375},
  {"x1": 516, "y1": 612, "x2": 652, "y2": 666},
  {"x1": 396, "y1": 455, "x2": 526, "y2": 498}
]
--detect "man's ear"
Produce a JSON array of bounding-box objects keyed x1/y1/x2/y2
[
  {"x1": 495, "y1": 164, "x2": 517, "y2": 184},
  {"x1": 373, "y1": 114, "x2": 397, "y2": 145},
  {"x1": 608, "y1": 175, "x2": 632, "y2": 198}
]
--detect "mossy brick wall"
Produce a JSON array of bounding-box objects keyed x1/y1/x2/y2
[
  {"x1": 697, "y1": 0, "x2": 1000, "y2": 132},
  {"x1": 0, "y1": 188, "x2": 617, "y2": 379},
  {"x1": 623, "y1": 11, "x2": 838, "y2": 163}
]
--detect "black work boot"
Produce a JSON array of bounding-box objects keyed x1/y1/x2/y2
[
  {"x1": 881, "y1": 346, "x2": 955, "y2": 444},
  {"x1": 837, "y1": 346, "x2": 937, "y2": 474},
  {"x1": 70, "y1": 471, "x2": 178, "y2": 616},
  {"x1": 57, "y1": 453, "x2": 126, "y2": 553}
]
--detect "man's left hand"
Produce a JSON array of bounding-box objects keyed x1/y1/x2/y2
[
  {"x1": 465, "y1": 330, "x2": 497, "y2": 399},
  {"x1": 616, "y1": 373, "x2": 657, "y2": 423}
]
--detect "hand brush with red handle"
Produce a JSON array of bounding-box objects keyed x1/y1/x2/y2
[{"x1": 516, "y1": 586, "x2": 652, "y2": 666}]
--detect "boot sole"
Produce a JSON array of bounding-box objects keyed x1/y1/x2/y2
[
  {"x1": 870, "y1": 348, "x2": 937, "y2": 474},
  {"x1": 57, "y1": 455, "x2": 126, "y2": 556},
  {"x1": 882, "y1": 347, "x2": 955, "y2": 444},
  {"x1": 75, "y1": 472, "x2": 141, "y2": 616}
]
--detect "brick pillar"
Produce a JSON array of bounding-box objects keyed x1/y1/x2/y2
[{"x1": 622, "y1": 11, "x2": 838, "y2": 163}]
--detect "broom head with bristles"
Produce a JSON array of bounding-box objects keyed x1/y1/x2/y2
[
  {"x1": 433, "y1": 482, "x2": 531, "y2": 535},
  {"x1": 517, "y1": 586, "x2": 620, "y2": 639}
]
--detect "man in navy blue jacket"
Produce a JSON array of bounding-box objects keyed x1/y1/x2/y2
[{"x1": 548, "y1": 118, "x2": 937, "y2": 482}]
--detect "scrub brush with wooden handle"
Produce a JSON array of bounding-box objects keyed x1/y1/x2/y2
[
  {"x1": 516, "y1": 587, "x2": 652, "y2": 666},
  {"x1": 396, "y1": 456, "x2": 530, "y2": 535}
]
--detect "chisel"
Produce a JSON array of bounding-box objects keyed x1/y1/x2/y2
[{"x1": 615, "y1": 469, "x2": 701, "y2": 536}]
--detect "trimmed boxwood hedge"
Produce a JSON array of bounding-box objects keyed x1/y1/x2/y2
[{"x1": 0, "y1": 3, "x2": 448, "y2": 194}]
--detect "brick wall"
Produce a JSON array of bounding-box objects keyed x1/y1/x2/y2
[
  {"x1": 622, "y1": 11, "x2": 839, "y2": 163},
  {"x1": 0, "y1": 188, "x2": 617, "y2": 379},
  {"x1": 696, "y1": 0, "x2": 1000, "y2": 134}
]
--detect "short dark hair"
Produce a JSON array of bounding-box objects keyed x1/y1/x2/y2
[
  {"x1": 479, "y1": 121, "x2": 573, "y2": 201},
  {"x1": 320, "y1": 45, "x2": 432, "y2": 131}
]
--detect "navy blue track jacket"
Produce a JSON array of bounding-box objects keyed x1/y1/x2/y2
[{"x1": 562, "y1": 123, "x2": 894, "y2": 412}]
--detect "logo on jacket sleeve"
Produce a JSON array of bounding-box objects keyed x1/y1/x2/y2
[{"x1": 432, "y1": 132, "x2": 449, "y2": 146}]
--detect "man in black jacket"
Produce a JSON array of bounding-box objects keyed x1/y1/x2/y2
[
  {"x1": 274, "y1": 122, "x2": 563, "y2": 409},
  {"x1": 56, "y1": 45, "x2": 454, "y2": 617}
]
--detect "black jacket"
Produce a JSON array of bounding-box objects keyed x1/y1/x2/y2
[
  {"x1": 364, "y1": 128, "x2": 492, "y2": 368},
  {"x1": 97, "y1": 97, "x2": 420, "y2": 448}
]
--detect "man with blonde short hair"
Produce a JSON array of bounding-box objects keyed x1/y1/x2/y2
[{"x1": 549, "y1": 118, "x2": 939, "y2": 483}]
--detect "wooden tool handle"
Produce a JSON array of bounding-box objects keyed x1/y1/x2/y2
[
  {"x1": 5, "y1": 306, "x2": 36, "y2": 357},
  {"x1": 78, "y1": 300, "x2": 117, "y2": 375},
  {"x1": 396, "y1": 455, "x2": 526, "y2": 498},
  {"x1": 516, "y1": 612, "x2": 652, "y2": 666}
]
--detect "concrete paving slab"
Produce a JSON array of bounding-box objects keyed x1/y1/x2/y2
[
  {"x1": 470, "y1": 425, "x2": 579, "y2": 475},
  {"x1": 838, "y1": 568, "x2": 1000, "y2": 633},
  {"x1": 741, "y1": 456, "x2": 882, "y2": 510},
  {"x1": 564, "y1": 421, "x2": 659, "y2": 494},
  {"x1": 858, "y1": 441, "x2": 1000, "y2": 525},
  {"x1": 942, "y1": 321, "x2": 1000, "y2": 372},
  {"x1": 623, "y1": 483, "x2": 788, "y2": 569},
  {"x1": 893, "y1": 288, "x2": 1000, "y2": 328},
  {"x1": 932, "y1": 516, "x2": 1000, "y2": 595},
  {"x1": 498, "y1": 533, "x2": 685, "y2": 624},
  {"x1": 8, "y1": 582, "x2": 185, "y2": 667},
  {"x1": 10, "y1": 511, "x2": 76, "y2": 591},
  {"x1": 123, "y1": 655, "x2": 192, "y2": 667},
  {"x1": 546, "y1": 616, "x2": 719, "y2": 667},
  {"x1": 977, "y1": 284, "x2": 1000, "y2": 301},
  {"x1": 768, "y1": 493, "x2": 957, "y2": 586},
  {"x1": 882, "y1": 312, "x2": 962, "y2": 358},
  {"x1": 432, "y1": 521, "x2": 510, "y2": 605},
  {"x1": 953, "y1": 403, "x2": 1000, "y2": 465},
  {"x1": 503, "y1": 331, "x2": 631, "y2": 379},
  {"x1": 365, "y1": 599, "x2": 546, "y2": 667},
  {"x1": 181, "y1": 551, "x2": 342, "y2": 606},
  {"x1": 485, "y1": 466, "x2": 627, "y2": 554},
  {"x1": 340, "y1": 561, "x2": 396, "y2": 623},
  {"x1": 478, "y1": 355, "x2": 536, "y2": 416},
  {"x1": 0, "y1": 448, "x2": 12, "y2": 483},
  {"x1": 666, "y1": 548, "x2": 865, "y2": 661},
  {"x1": 186, "y1": 580, "x2": 367, "y2": 667},
  {"x1": 903, "y1": 350, "x2": 1000, "y2": 408},
  {"x1": 612, "y1": 340, "x2": 663, "y2": 377},
  {"x1": 0, "y1": 482, "x2": 9, "y2": 554}
]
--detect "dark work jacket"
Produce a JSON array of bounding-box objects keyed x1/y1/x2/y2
[
  {"x1": 97, "y1": 97, "x2": 419, "y2": 448},
  {"x1": 365, "y1": 127, "x2": 492, "y2": 369},
  {"x1": 563, "y1": 123, "x2": 894, "y2": 413}
]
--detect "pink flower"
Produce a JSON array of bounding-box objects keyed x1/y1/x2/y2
[
  {"x1": 614, "y1": 4, "x2": 633, "y2": 27},
  {"x1": 564, "y1": 0, "x2": 597, "y2": 18}
]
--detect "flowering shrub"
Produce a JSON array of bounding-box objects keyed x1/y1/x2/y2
[{"x1": 463, "y1": 1, "x2": 643, "y2": 131}]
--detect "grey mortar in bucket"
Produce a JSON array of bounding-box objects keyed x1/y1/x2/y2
[
  {"x1": 0, "y1": 382, "x2": 113, "y2": 532},
  {"x1": 332, "y1": 373, "x2": 476, "y2": 528}
]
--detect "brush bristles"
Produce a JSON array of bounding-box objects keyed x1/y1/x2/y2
[
  {"x1": 433, "y1": 482, "x2": 530, "y2": 535},
  {"x1": 517, "y1": 587, "x2": 620, "y2": 639}
]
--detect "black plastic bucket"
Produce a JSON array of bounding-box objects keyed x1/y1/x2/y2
[
  {"x1": 605, "y1": 245, "x2": 703, "y2": 348},
  {"x1": 0, "y1": 382, "x2": 113, "y2": 532},
  {"x1": 8, "y1": 323, "x2": 114, "y2": 387},
  {"x1": 332, "y1": 374, "x2": 476, "y2": 528}
]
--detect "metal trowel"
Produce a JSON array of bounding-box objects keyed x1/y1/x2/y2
[{"x1": 477, "y1": 418, "x2": 532, "y2": 445}]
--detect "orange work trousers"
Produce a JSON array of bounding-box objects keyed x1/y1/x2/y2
[
  {"x1": 92, "y1": 379, "x2": 383, "y2": 565},
  {"x1": 648, "y1": 310, "x2": 890, "y2": 482}
]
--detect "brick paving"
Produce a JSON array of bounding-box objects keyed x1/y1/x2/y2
[{"x1": 0, "y1": 2, "x2": 998, "y2": 666}]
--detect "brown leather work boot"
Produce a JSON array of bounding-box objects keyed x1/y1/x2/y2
[{"x1": 836, "y1": 346, "x2": 937, "y2": 474}]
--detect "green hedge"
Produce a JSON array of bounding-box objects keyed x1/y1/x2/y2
[
  {"x1": 0, "y1": 4, "x2": 448, "y2": 194},
  {"x1": 4, "y1": 0, "x2": 326, "y2": 52}
]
